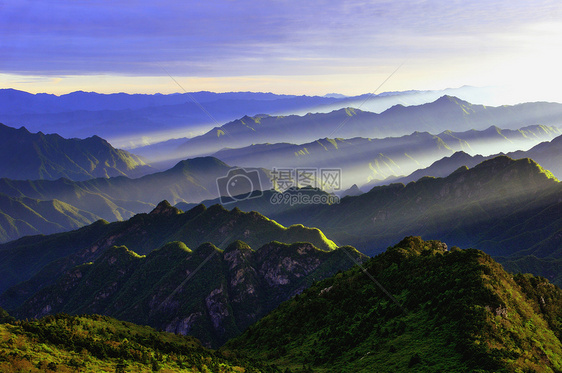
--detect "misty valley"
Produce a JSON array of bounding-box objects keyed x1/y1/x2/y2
[{"x1": 2, "y1": 88, "x2": 562, "y2": 372}]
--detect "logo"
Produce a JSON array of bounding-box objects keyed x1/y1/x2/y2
[{"x1": 216, "y1": 168, "x2": 263, "y2": 204}]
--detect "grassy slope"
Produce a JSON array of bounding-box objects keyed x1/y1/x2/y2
[
  {"x1": 227, "y1": 237, "x2": 562, "y2": 372},
  {"x1": 0, "y1": 123, "x2": 151, "y2": 181},
  {"x1": 0, "y1": 313, "x2": 280, "y2": 373},
  {"x1": 0, "y1": 193, "x2": 101, "y2": 243}
]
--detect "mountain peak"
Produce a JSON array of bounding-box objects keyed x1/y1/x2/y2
[
  {"x1": 434, "y1": 94, "x2": 468, "y2": 105},
  {"x1": 149, "y1": 200, "x2": 181, "y2": 216},
  {"x1": 224, "y1": 240, "x2": 254, "y2": 254}
]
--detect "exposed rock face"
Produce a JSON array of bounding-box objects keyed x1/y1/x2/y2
[
  {"x1": 14, "y1": 239, "x2": 367, "y2": 348},
  {"x1": 165, "y1": 312, "x2": 201, "y2": 335}
]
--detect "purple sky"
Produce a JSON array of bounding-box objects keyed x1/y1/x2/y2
[{"x1": 2, "y1": 0, "x2": 562, "y2": 101}]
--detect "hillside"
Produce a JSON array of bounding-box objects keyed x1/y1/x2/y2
[
  {"x1": 0, "y1": 312, "x2": 280, "y2": 372},
  {"x1": 507, "y1": 134, "x2": 562, "y2": 179},
  {"x1": 228, "y1": 236, "x2": 562, "y2": 372},
  {"x1": 0, "y1": 156, "x2": 271, "y2": 243},
  {"x1": 0, "y1": 193, "x2": 100, "y2": 243},
  {"x1": 365, "y1": 151, "x2": 488, "y2": 189},
  {"x1": 0, "y1": 201, "x2": 337, "y2": 308},
  {"x1": 13, "y1": 240, "x2": 365, "y2": 348},
  {"x1": 0, "y1": 123, "x2": 152, "y2": 181},
  {"x1": 370, "y1": 131, "x2": 562, "y2": 189}
]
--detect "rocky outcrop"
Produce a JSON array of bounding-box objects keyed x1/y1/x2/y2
[{"x1": 14, "y1": 239, "x2": 367, "y2": 348}]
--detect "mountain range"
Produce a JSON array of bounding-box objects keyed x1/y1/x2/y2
[
  {"x1": 0, "y1": 201, "x2": 345, "y2": 306},
  {"x1": 2, "y1": 114, "x2": 561, "y2": 244},
  {"x1": 2, "y1": 88, "x2": 562, "y2": 371},
  {"x1": 212, "y1": 124, "x2": 560, "y2": 188},
  {"x1": 0, "y1": 156, "x2": 272, "y2": 243},
  {"x1": 374, "y1": 133, "x2": 562, "y2": 188},
  {"x1": 171, "y1": 96, "x2": 562, "y2": 161},
  {"x1": 0, "y1": 86, "x2": 500, "y2": 150},
  {"x1": 14, "y1": 240, "x2": 365, "y2": 348},
  {"x1": 0, "y1": 200, "x2": 364, "y2": 348},
  {"x1": 0, "y1": 123, "x2": 152, "y2": 181},
  {"x1": 183, "y1": 155, "x2": 562, "y2": 264},
  {"x1": 5, "y1": 236, "x2": 562, "y2": 371}
]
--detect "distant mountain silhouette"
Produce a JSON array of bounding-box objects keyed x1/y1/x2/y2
[
  {"x1": 174, "y1": 96, "x2": 562, "y2": 160},
  {"x1": 0, "y1": 87, "x2": 500, "y2": 151},
  {"x1": 212, "y1": 124, "x2": 559, "y2": 189}
]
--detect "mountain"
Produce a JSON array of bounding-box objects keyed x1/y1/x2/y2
[
  {"x1": 174, "y1": 96, "x2": 562, "y2": 159},
  {"x1": 228, "y1": 236, "x2": 562, "y2": 372},
  {"x1": 13, "y1": 240, "x2": 365, "y2": 348},
  {"x1": 375, "y1": 131, "x2": 562, "y2": 190},
  {"x1": 0, "y1": 123, "x2": 152, "y2": 181},
  {"x1": 507, "y1": 134, "x2": 562, "y2": 179},
  {"x1": 0, "y1": 201, "x2": 338, "y2": 308},
  {"x1": 0, "y1": 157, "x2": 272, "y2": 242},
  {"x1": 185, "y1": 156, "x2": 562, "y2": 259},
  {"x1": 0, "y1": 193, "x2": 100, "y2": 243},
  {"x1": 300, "y1": 156, "x2": 562, "y2": 256},
  {"x1": 0, "y1": 313, "x2": 281, "y2": 372},
  {"x1": 439, "y1": 124, "x2": 560, "y2": 155},
  {"x1": 213, "y1": 132, "x2": 454, "y2": 189},
  {"x1": 339, "y1": 184, "x2": 363, "y2": 197},
  {"x1": 175, "y1": 187, "x2": 340, "y2": 224},
  {"x1": 0, "y1": 87, "x2": 503, "y2": 151},
  {"x1": 212, "y1": 124, "x2": 558, "y2": 189},
  {"x1": 363, "y1": 151, "x2": 488, "y2": 189}
]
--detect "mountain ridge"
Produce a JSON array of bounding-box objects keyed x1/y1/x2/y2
[
  {"x1": 13, "y1": 239, "x2": 366, "y2": 348},
  {"x1": 173, "y1": 96, "x2": 562, "y2": 160},
  {"x1": 227, "y1": 236, "x2": 562, "y2": 372},
  {"x1": 0, "y1": 201, "x2": 338, "y2": 307},
  {"x1": 0, "y1": 122, "x2": 153, "y2": 181}
]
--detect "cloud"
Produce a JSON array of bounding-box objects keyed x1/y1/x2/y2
[{"x1": 2, "y1": 0, "x2": 561, "y2": 98}]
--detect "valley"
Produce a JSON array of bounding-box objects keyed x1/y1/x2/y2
[{"x1": 1, "y1": 89, "x2": 562, "y2": 372}]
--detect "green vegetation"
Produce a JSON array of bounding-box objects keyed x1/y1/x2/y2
[
  {"x1": 12, "y1": 238, "x2": 365, "y2": 348},
  {"x1": 0, "y1": 193, "x2": 100, "y2": 243},
  {"x1": 0, "y1": 313, "x2": 281, "y2": 372},
  {"x1": 228, "y1": 237, "x2": 562, "y2": 372},
  {"x1": 0, "y1": 123, "x2": 151, "y2": 181},
  {"x1": 0, "y1": 156, "x2": 240, "y2": 236},
  {"x1": 0, "y1": 202, "x2": 337, "y2": 306}
]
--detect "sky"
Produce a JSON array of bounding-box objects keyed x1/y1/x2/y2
[{"x1": 2, "y1": 0, "x2": 562, "y2": 103}]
